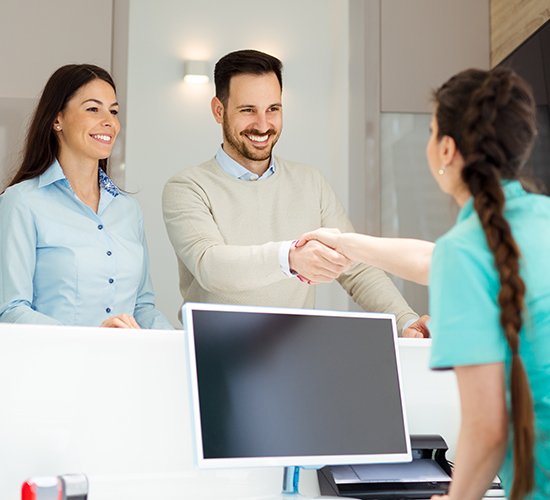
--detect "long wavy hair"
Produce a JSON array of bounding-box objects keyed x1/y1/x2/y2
[
  {"x1": 7, "y1": 64, "x2": 116, "y2": 189},
  {"x1": 434, "y1": 67, "x2": 538, "y2": 499}
]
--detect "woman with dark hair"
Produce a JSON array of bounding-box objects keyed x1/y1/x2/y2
[
  {"x1": 299, "y1": 67, "x2": 550, "y2": 499},
  {"x1": 0, "y1": 64, "x2": 172, "y2": 329}
]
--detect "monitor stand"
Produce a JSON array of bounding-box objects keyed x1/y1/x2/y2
[{"x1": 275, "y1": 466, "x2": 359, "y2": 500}]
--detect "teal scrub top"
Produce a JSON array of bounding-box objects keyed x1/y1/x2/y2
[{"x1": 429, "y1": 181, "x2": 550, "y2": 499}]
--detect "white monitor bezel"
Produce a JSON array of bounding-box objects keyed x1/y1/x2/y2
[{"x1": 183, "y1": 302, "x2": 412, "y2": 468}]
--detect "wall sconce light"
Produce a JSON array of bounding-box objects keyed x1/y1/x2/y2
[{"x1": 183, "y1": 60, "x2": 210, "y2": 84}]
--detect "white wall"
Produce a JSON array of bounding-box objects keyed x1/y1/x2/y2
[
  {"x1": 122, "y1": 0, "x2": 351, "y2": 325},
  {"x1": 0, "y1": 0, "x2": 112, "y2": 190}
]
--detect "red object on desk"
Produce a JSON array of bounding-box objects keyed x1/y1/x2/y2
[{"x1": 21, "y1": 477, "x2": 62, "y2": 500}]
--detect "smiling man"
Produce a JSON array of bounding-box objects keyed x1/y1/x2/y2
[{"x1": 162, "y1": 49, "x2": 427, "y2": 336}]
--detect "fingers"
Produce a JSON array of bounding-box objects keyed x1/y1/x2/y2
[
  {"x1": 403, "y1": 315, "x2": 431, "y2": 338},
  {"x1": 122, "y1": 314, "x2": 141, "y2": 329},
  {"x1": 290, "y1": 239, "x2": 352, "y2": 283},
  {"x1": 296, "y1": 228, "x2": 341, "y2": 249},
  {"x1": 402, "y1": 328, "x2": 424, "y2": 338},
  {"x1": 101, "y1": 314, "x2": 141, "y2": 329}
]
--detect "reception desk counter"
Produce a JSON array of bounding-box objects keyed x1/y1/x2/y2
[{"x1": 0, "y1": 324, "x2": 460, "y2": 499}]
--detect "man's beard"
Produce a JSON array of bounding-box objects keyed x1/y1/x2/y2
[{"x1": 222, "y1": 121, "x2": 280, "y2": 162}]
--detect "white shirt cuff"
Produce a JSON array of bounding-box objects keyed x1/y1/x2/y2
[{"x1": 279, "y1": 240, "x2": 296, "y2": 278}]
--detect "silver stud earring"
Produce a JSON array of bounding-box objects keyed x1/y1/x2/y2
[
  {"x1": 438, "y1": 165, "x2": 447, "y2": 176},
  {"x1": 55, "y1": 125, "x2": 61, "y2": 131}
]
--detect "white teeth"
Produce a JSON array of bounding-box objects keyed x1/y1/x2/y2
[
  {"x1": 247, "y1": 134, "x2": 268, "y2": 142},
  {"x1": 92, "y1": 134, "x2": 111, "y2": 142}
]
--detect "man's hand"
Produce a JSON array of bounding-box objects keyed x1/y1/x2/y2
[
  {"x1": 289, "y1": 239, "x2": 352, "y2": 284},
  {"x1": 403, "y1": 314, "x2": 430, "y2": 338},
  {"x1": 101, "y1": 314, "x2": 141, "y2": 329}
]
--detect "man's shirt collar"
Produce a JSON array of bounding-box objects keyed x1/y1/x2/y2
[{"x1": 215, "y1": 145, "x2": 276, "y2": 181}]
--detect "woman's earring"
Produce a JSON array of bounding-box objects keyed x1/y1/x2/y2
[{"x1": 438, "y1": 165, "x2": 447, "y2": 176}]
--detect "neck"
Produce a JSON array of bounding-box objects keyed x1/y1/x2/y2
[
  {"x1": 58, "y1": 154, "x2": 101, "y2": 212},
  {"x1": 222, "y1": 144, "x2": 271, "y2": 176},
  {"x1": 453, "y1": 185, "x2": 472, "y2": 207}
]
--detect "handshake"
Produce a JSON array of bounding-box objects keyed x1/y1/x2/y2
[
  {"x1": 290, "y1": 228, "x2": 353, "y2": 285},
  {"x1": 290, "y1": 228, "x2": 431, "y2": 339}
]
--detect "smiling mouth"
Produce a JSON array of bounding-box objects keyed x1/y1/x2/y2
[
  {"x1": 90, "y1": 134, "x2": 113, "y2": 144},
  {"x1": 247, "y1": 133, "x2": 269, "y2": 142},
  {"x1": 243, "y1": 129, "x2": 276, "y2": 144}
]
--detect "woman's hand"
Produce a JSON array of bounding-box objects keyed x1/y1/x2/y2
[
  {"x1": 296, "y1": 228, "x2": 344, "y2": 253},
  {"x1": 101, "y1": 314, "x2": 141, "y2": 329}
]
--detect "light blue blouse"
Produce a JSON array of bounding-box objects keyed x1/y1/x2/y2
[
  {"x1": 429, "y1": 180, "x2": 550, "y2": 498},
  {"x1": 0, "y1": 161, "x2": 173, "y2": 329}
]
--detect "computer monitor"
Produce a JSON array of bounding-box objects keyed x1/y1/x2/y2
[{"x1": 182, "y1": 303, "x2": 412, "y2": 498}]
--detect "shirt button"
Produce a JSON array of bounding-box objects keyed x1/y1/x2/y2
[
  {"x1": 249, "y1": 174, "x2": 258, "y2": 181},
  {"x1": 106, "y1": 307, "x2": 112, "y2": 313},
  {"x1": 98, "y1": 224, "x2": 104, "y2": 230},
  {"x1": 106, "y1": 251, "x2": 112, "y2": 256},
  {"x1": 108, "y1": 278, "x2": 114, "y2": 284}
]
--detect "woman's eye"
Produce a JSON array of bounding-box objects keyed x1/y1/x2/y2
[
  {"x1": 87, "y1": 107, "x2": 98, "y2": 112},
  {"x1": 110, "y1": 109, "x2": 119, "y2": 116}
]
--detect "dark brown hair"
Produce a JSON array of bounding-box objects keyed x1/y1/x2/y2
[
  {"x1": 7, "y1": 64, "x2": 116, "y2": 188},
  {"x1": 214, "y1": 49, "x2": 283, "y2": 105},
  {"x1": 434, "y1": 67, "x2": 537, "y2": 499}
]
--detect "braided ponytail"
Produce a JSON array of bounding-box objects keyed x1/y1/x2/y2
[{"x1": 435, "y1": 67, "x2": 538, "y2": 499}]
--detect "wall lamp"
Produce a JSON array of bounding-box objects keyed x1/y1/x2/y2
[{"x1": 183, "y1": 60, "x2": 210, "y2": 84}]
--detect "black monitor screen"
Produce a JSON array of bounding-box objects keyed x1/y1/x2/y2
[{"x1": 184, "y1": 304, "x2": 411, "y2": 468}]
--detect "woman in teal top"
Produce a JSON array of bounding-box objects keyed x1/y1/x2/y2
[{"x1": 298, "y1": 67, "x2": 550, "y2": 499}]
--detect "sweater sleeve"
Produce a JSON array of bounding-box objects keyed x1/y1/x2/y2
[
  {"x1": 316, "y1": 175, "x2": 418, "y2": 333},
  {"x1": 162, "y1": 171, "x2": 287, "y2": 294}
]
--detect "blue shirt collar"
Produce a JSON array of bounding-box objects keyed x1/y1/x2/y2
[
  {"x1": 38, "y1": 160, "x2": 120, "y2": 197},
  {"x1": 38, "y1": 160, "x2": 65, "y2": 188},
  {"x1": 215, "y1": 145, "x2": 276, "y2": 181},
  {"x1": 457, "y1": 179, "x2": 525, "y2": 223}
]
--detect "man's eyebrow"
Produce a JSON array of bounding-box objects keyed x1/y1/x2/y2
[{"x1": 235, "y1": 103, "x2": 282, "y2": 109}]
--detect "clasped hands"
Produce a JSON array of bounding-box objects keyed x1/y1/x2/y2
[
  {"x1": 289, "y1": 228, "x2": 352, "y2": 285},
  {"x1": 291, "y1": 228, "x2": 430, "y2": 339}
]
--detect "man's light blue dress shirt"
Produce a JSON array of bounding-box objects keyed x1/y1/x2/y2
[
  {"x1": 0, "y1": 161, "x2": 172, "y2": 329},
  {"x1": 429, "y1": 181, "x2": 550, "y2": 498}
]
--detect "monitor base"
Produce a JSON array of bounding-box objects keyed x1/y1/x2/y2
[{"x1": 277, "y1": 467, "x2": 360, "y2": 499}]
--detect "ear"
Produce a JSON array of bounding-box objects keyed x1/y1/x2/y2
[
  {"x1": 439, "y1": 135, "x2": 458, "y2": 166},
  {"x1": 211, "y1": 96, "x2": 224, "y2": 124},
  {"x1": 53, "y1": 113, "x2": 63, "y2": 132}
]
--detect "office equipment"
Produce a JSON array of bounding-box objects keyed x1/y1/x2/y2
[
  {"x1": 182, "y1": 303, "x2": 412, "y2": 498},
  {"x1": 22, "y1": 474, "x2": 88, "y2": 500},
  {"x1": 318, "y1": 434, "x2": 452, "y2": 498},
  {"x1": 21, "y1": 477, "x2": 61, "y2": 500},
  {"x1": 60, "y1": 474, "x2": 88, "y2": 500}
]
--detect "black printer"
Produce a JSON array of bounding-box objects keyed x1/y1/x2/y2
[{"x1": 318, "y1": 434, "x2": 504, "y2": 499}]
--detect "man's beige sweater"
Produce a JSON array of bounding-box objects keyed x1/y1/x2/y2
[{"x1": 162, "y1": 157, "x2": 417, "y2": 332}]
